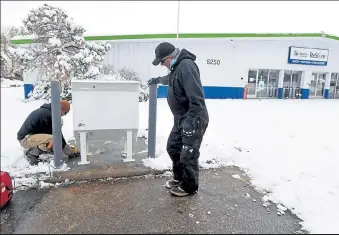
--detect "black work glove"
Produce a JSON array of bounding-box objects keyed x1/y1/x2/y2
[
  {"x1": 148, "y1": 77, "x2": 159, "y2": 85},
  {"x1": 64, "y1": 145, "x2": 81, "y2": 158},
  {"x1": 69, "y1": 151, "x2": 81, "y2": 158}
]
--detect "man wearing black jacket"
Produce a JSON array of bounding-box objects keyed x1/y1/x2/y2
[
  {"x1": 17, "y1": 100, "x2": 79, "y2": 165},
  {"x1": 149, "y1": 42, "x2": 209, "y2": 197}
]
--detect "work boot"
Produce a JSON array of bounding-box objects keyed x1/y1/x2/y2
[
  {"x1": 170, "y1": 185, "x2": 191, "y2": 197},
  {"x1": 45, "y1": 148, "x2": 54, "y2": 155},
  {"x1": 165, "y1": 179, "x2": 182, "y2": 189},
  {"x1": 25, "y1": 146, "x2": 45, "y2": 166}
]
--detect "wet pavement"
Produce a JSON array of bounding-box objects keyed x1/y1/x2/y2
[
  {"x1": 0, "y1": 188, "x2": 47, "y2": 234},
  {"x1": 1, "y1": 166, "x2": 305, "y2": 234}
]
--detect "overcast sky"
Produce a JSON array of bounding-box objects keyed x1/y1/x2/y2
[{"x1": 1, "y1": 1, "x2": 339, "y2": 36}]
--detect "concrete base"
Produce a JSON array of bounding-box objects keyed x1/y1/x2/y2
[{"x1": 46, "y1": 131, "x2": 160, "y2": 183}]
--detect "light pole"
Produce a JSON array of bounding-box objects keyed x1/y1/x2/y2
[{"x1": 176, "y1": 0, "x2": 180, "y2": 46}]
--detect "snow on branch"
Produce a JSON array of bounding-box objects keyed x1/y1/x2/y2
[{"x1": 13, "y1": 3, "x2": 111, "y2": 101}]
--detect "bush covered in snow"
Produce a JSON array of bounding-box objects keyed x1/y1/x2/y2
[
  {"x1": 98, "y1": 66, "x2": 149, "y2": 102},
  {"x1": 115, "y1": 68, "x2": 149, "y2": 102},
  {"x1": 10, "y1": 4, "x2": 111, "y2": 101}
]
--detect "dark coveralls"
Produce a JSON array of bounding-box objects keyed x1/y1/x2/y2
[{"x1": 158, "y1": 49, "x2": 209, "y2": 194}]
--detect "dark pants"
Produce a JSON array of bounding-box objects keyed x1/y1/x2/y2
[{"x1": 166, "y1": 115, "x2": 208, "y2": 194}]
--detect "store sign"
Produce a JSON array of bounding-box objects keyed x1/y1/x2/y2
[{"x1": 288, "y1": 46, "x2": 329, "y2": 66}]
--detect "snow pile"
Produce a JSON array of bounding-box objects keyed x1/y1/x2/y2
[
  {"x1": 1, "y1": 87, "x2": 72, "y2": 189},
  {"x1": 7, "y1": 160, "x2": 70, "y2": 190},
  {"x1": 276, "y1": 204, "x2": 288, "y2": 216},
  {"x1": 141, "y1": 98, "x2": 339, "y2": 234},
  {"x1": 1, "y1": 78, "x2": 24, "y2": 88}
]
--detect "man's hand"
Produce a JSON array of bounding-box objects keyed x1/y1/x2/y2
[
  {"x1": 63, "y1": 144, "x2": 80, "y2": 158},
  {"x1": 70, "y1": 145, "x2": 81, "y2": 158},
  {"x1": 148, "y1": 77, "x2": 159, "y2": 85}
]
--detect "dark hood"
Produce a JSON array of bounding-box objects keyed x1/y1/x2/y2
[
  {"x1": 41, "y1": 103, "x2": 51, "y2": 111},
  {"x1": 171, "y1": 49, "x2": 196, "y2": 70}
]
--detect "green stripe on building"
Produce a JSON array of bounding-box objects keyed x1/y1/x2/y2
[{"x1": 11, "y1": 33, "x2": 339, "y2": 45}]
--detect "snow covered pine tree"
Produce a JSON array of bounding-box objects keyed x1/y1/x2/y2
[{"x1": 10, "y1": 4, "x2": 111, "y2": 101}]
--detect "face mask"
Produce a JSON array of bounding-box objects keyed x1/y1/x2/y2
[{"x1": 169, "y1": 58, "x2": 177, "y2": 70}]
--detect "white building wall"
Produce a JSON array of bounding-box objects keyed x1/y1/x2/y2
[
  {"x1": 21, "y1": 36, "x2": 338, "y2": 99},
  {"x1": 165, "y1": 38, "x2": 235, "y2": 86},
  {"x1": 100, "y1": 36, "x2": 338, "y2": 90},
  {"x1": 99, "y1": 40, "x2": 167, "y2": 81},
  {"x1": 100, "y1": 38, "x2": 236, "y2": 86}
]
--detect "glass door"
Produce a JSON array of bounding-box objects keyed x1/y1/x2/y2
[
  {"x1": 247, "y1": 69, "x2": 258, "y2": 98},
  {"x1": 310, "y1": 73, "x2": 326, "y2": 98},
  {"x1": 329, "y1": 73, "x2": 339, "y2": 99},
  {"x1": 258, "y1": 69, "x2": 269, "y2": 98},
  {"x1": 283, "y1": 70, "x2": 302, "y2": 98},
  {"x1": 247, "y1": 69, "x2": 280, "y2": 99},
  {"x1": 309, "y1": 73, "x2": 317, "y2": 97},
  {"x1": 336, "y1": 74, "x2": 339, "y2": 99},
  {"x1": 316, "y1": 73, "x2": 326, "y2": 97},
  {"x1": 292, "y1": 71, "x2": 302, "y2": 98},
  {"x1": 283, "y1": 70, "x2": 292, "y2": 98},
  {"x1": 268, "y1": 70, "x2": 279, "y2": 98}
]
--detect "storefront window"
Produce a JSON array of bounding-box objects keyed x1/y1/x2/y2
[
  {"x1": 246, "y1": 69, "x2": 280, "y2": 98},
  {"x1": 330, "y1": 73, "x2": 339, "y2": 86},
  {"x1": 247, "y1": 70, "x2": 258, "y2": 97},
  {"x1": 283, "y1": 70, "x2": 292, "y2": 86},
  {"x1": 310, "y1": 72, "x2": 326, "y2": 97},
  {"x1": 329, "y1": 73, "x2": 339, "y2": 99},
  {"x1": 269, "y1": 70, "x2": 280, "y2": 87},
  {"x1": 258, "y1": 69, "x2": 269, "y2": 86},
  {"x1": 292, "y1": 71, "x2": 302, "y2": 87}
]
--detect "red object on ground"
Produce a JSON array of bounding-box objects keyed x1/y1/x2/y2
[{"x1": 0, "y1": 171, "x2": 13, "y2": 208}]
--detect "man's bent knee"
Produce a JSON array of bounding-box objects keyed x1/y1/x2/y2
[{"x1": 20, "y1": 134, "x2": 53, "y2": 151}]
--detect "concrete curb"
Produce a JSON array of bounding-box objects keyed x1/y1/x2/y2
[{"x1": 44, "y1": 166, "x2": 168, "y2": 184}]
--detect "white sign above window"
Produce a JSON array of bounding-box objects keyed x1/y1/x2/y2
[{"x1": 288, "y1": 46, "x2": 329, "y2": 66}]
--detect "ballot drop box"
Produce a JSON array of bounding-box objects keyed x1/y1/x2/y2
[{"x1": 71, "y1": 80, "x2": 140, "y2": 165}]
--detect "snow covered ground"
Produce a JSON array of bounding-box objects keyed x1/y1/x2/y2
[
  {"x1": 1, "y1": 87, "x2": 71, "y2": 189},
  {"x1": 141, "y1": 96, "x2": 339, "y2": 234},
  {"x1": 1, "y1": 87, "x2": 339, "y2": 233},
  {"x1": 1, "y1": 78, "x2": 24, "y2": 88}
]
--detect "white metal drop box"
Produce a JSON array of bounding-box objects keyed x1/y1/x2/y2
[{"x1": 71, "y1": 80, "x2": 140, "y2": 165}]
